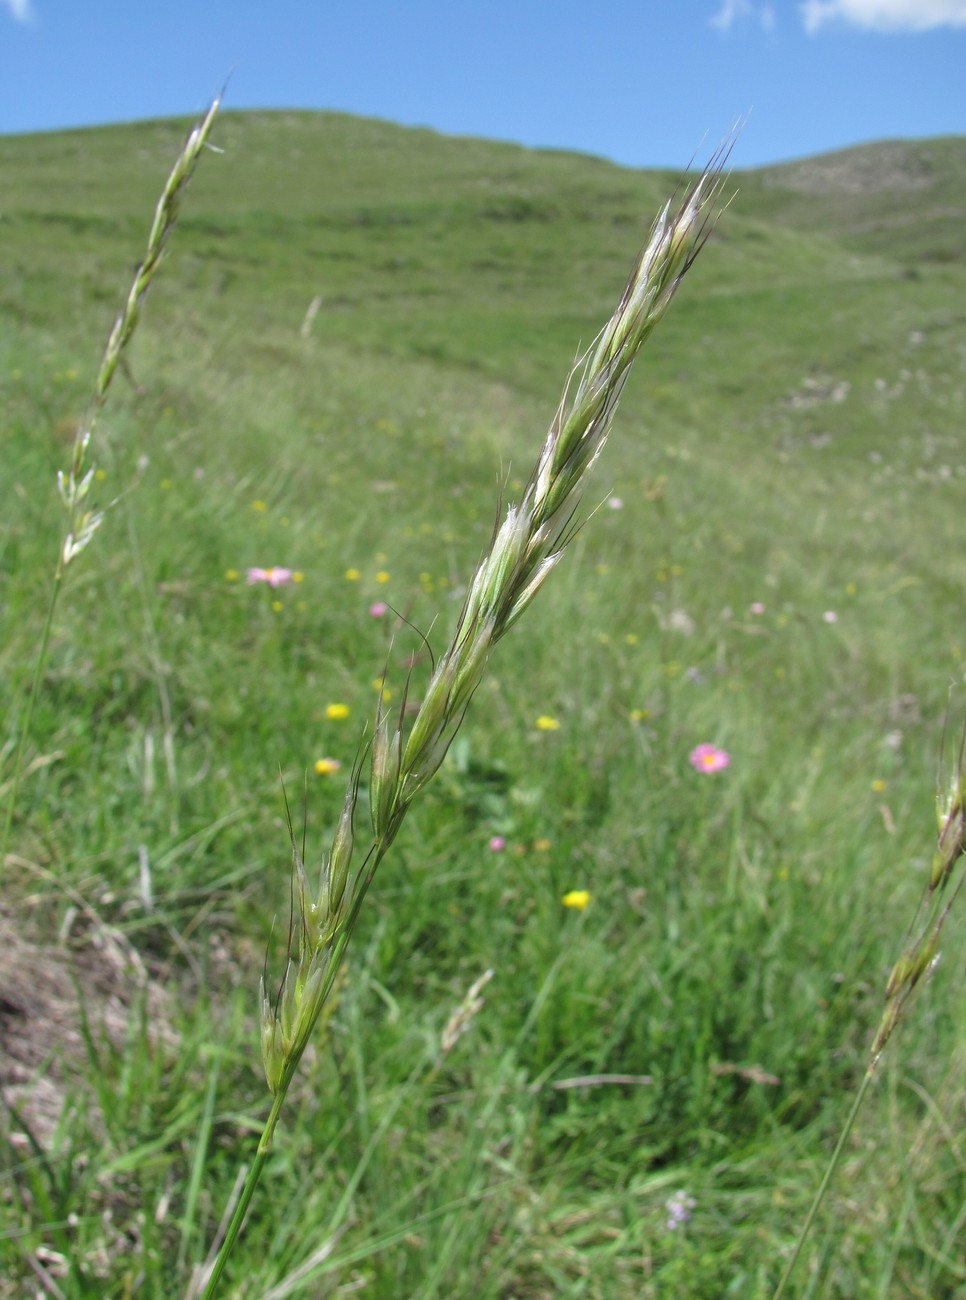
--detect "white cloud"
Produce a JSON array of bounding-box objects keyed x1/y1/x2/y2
[
  {"x1": 710, "y1": 0, "x2": 776, "y2": 30},
  {"x1": 801, "y1": 0, "x2": 966, "y2": 32},
  {"x1": 711, "y1": 0, "x2": 752, "y2": 29},
  {"x1": 2, "y1": 0, "x2": 34, "y2": 20}
]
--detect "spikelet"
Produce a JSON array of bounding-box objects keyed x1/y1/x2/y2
[{"x1": 871, "y1": 721, "x2": 966, "y2": 1063}]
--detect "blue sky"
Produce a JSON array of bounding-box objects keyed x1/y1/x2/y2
[{"x1": 1, "y1": 0, "x2": 964, "y2": 168}]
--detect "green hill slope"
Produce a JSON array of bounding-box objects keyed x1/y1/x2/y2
[
  {"x1": 4, "y1": 112, "x2": 963, "y2": 392},
  {"x1": 744, "y1": 135, "x2": 966, "y2": 263}
]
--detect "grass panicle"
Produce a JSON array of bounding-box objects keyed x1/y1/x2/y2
[
  {"x1": 872, "y1": 719, "x2": 966, "y2": 1063},
  {"x1": 203, "y1": 148, "x2": 732, "y2": 1297},
  {"x1": 61, "y1": 96, "x2": 221, "y2": 574},
  {"x1": 260, "y1": 153, "x2": 731, "y2": 1093},
  {"x1": 0, "y1": 98, "x2": 221, "y2": 880}
]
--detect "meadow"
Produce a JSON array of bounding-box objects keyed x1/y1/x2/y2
[{"x1": 1, "y1": 109, "x2": 965, "y2": 1297}]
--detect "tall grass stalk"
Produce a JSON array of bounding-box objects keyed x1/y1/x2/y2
[
  {"x1": 0, "y1": 98, "x2": 220, "y2": 879},
  {"x1": 198, "y1": 146, "x2": 733, "y2": 1297},
  {"x1": 773, "y1": 721, "x2": 966, "y2": 1298}
]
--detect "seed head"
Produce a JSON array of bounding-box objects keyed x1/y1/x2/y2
[{"x1": 931, "y1": 773, "x2": 966, "y2": 891}]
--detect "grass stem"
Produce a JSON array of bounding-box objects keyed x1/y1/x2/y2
[{"x1": 772, "y1": 1068, "x2": 873, "y2": 1299}]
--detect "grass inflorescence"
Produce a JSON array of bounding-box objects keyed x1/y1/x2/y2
[{"x1": 198, "y1": 149, "x2": 732, "y2": 1297}]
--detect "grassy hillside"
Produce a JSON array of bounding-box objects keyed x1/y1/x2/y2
[{"x1": 2, "y1": 110, "x2": 965, "y2": 1298}]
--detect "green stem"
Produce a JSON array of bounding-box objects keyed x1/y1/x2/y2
[
  {"x1": 0, "y1": 564, "x2": 64, "y2": 877},
  {"x1": 200, "y1": 1085, "x2": 287, "y2": 1299},
  {"x1": 772, "y1": 1066, "x2": 875, "y2": 1299},
  {"x1": 200, "y1": 842, "x2": 389, "y2": 1297}
]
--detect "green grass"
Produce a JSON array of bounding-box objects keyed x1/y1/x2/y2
[{"x1": 2, "y1": 110, "x2": 966, "y2": 1298}]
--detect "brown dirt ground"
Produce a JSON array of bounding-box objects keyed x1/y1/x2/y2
[{"x1": 0, "y1": 903, "x2": 171, "y2": 1151}]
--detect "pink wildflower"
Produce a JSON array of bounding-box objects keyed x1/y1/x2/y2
[
  {"x1": 369, "y1": 601, "x2": 388, "y2": 617},
  {"x1": 488, "y1": 835, "x2": 506, "y2": 852},
  {"x1": 689, "y1": 743, "x2": 730, "y2": 774},
  {"x1": 247, "y1": 566, "x2": 294, "y2": 587}
]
